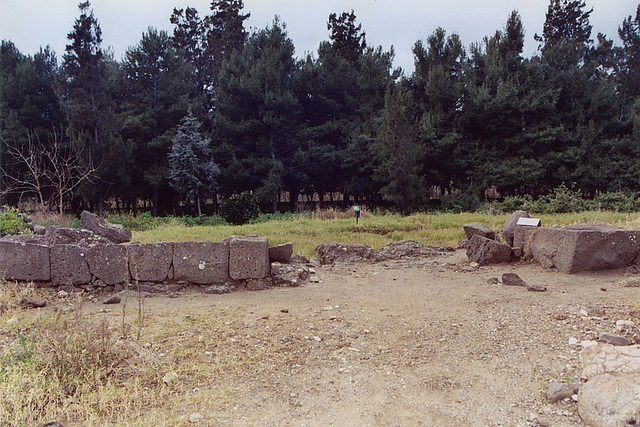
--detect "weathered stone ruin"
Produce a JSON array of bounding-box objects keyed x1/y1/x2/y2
[
  {"x1": 464, "y1": 212, "x2": 640, "y2": 273},
  {"x1": 0, "y1": 211, "x2": 302, "y2": 292}
]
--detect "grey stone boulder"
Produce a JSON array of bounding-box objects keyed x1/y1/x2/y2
[
  {"x1": 502, "y1": 272, "x2": 526, "y2": 286},
  {"x1": 80, "y1": 211, "x2": 132, "y2": 244},
  {"x1": 173, "y1": 241, "x2": 229, "y2": 284},
  {"x1": 229, "y1": 236, "x2": 270, "y2": 280},
  {"x1": 0, "y1": 241, "x2": 50, "y2": 282},
  {"x1": 578, "y1": 374, "x2": 640, "y2": 427},
  {"x1": 128, "y1": 243, "x2": 174, "y2": 282},
  {"x1": 467, "y1": 235, "x2": 512, "y2": 266},
  {"x1": 46, "y1": 226, "x2": 111, "y2": 246},
  {"x1": 503, "y1": 210, "x2": 530, "y2": 246},
  {"x1": 313, "y1": 243, "x2": 375, "y2": 265},
  {"x1": 463, "y1": 223, "x2": 496, "y2": 240},
  {"x1": 530, "y1": 222, "x2": 640, "y2": 274},
  {"x1": 269, "y1": 242, "x2": 293, "y2": 263},
  {"x1": 271, "y1": 262, "x2": 310, "y2": 287},
  {"x1": 50, "y1": 244, "x2": 92, "y2": 286},
  {"x1": 374, "y1": 240, "x2": 443, "y2": 261},
  {"x1": 85, "y1": 244, "x2": 129, "y2": 285}
]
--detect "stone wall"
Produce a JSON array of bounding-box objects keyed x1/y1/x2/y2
[{"x1": 0, "y1": 236, "x2": 276, "y2": 291}]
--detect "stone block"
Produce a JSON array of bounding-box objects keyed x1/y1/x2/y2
[
  {"x1": 0, "y1": 241, "x2": 50, "y2": 282},
  {"x1": 50, "y1": 244, "x2": 91, "y2": 286},
  {"x1": 173, "y1": 241, "x2": 229, "y2": 284},
  {"x1": 513, "y1": 225, "x2": 538, "y2": 259},
  {"x1": 128, "y1": 243, "x2": 174, "y2": 282},
  {"x1": 269, "y1": 243, "x2": 294, "y2": 263},
  {"x1": 229, "y1": 237, "x2": 270, "y2": 280},
  {"x1": 530, "y1": 222, "x2": 640, "y2": 274},
  {"x1": 466, "y1": 234, "x2": 511, "y2": 266},
  {"x1": 503, "y1": 210, "x2": 530, "y2": 246},
  {"x1": 80, "y1": 210, "x2": 132, "y2": 243},
  {"x1": 85, "y1": 244, "x2": 129, "y2": 285},
  {"x1": 463, "y1": 223, "x2": 495, "y2": 240}
]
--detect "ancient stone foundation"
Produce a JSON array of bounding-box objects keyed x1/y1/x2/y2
[{"x1": 0, "y1": 236, "x2": 279, "y2": 290}]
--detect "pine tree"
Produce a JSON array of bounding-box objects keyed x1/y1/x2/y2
[{"x1": 168, "y1": 111, "x2": 219, "y2": 215}]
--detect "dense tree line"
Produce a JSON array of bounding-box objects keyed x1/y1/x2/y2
[{"x1": 1, "y1": 0, "x2": 640, "y2": 215}]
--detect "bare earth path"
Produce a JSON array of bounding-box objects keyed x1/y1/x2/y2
[{"x1": 108, "y1": 250, "x2": 639, "y2": 426}]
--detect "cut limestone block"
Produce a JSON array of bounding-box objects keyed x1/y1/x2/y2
[
  {"x1": 530, "y1": 222, "x2": 640, "y2": 274},
  {"x1": 0, "y1": 241, "x2": 50, "y2": 282},
  {"x1": 85, "y1": 244, "x2": 129, "y2": 285},
  {"x1": 128, "y1": 243, "x2": 174, "y2": 282},
  {"x1": 51, "y1": 244, "x2": 91, "y2": 286},
  {"x1": 229, "y1": 237, "x2": 270, "y2": 280},
  {"x1": 173, "y1": 241, "x2": 229, "y2": 284}
]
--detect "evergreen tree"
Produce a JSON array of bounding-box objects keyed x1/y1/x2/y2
[
  {"x1": 62, "y1": 1, "x2": 131, "y2": 215},
  {"x1": 121, "y1": 28, "x2": 194, "y2": 214},
  {"x1": 168, "y1": 111, "x2": 219, "y2": 215},
  {"x1": 375, "y1": 83, "x2": 425, "y2": 213}
]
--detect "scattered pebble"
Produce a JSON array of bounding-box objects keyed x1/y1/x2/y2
[
  {"x1": 6, "y1": 317, "x2": 18, "y2": 325},
  {"x1": 189, "y1": 413, "x2": 203, "y2": 423},
  {"x1": 502, "y1": 273, "x2": 526, "y2": 287},
  {"x1": 486, "y1": 278, "x2": 499, "y2": 285},
  {"x1": 526, "y1": 283, "x2": 547, "y2": 292},
  {"x1": 162, "y1": 372, "x2": 179, "y2": 385},
  {"x1": 280, "y1": 309, "x2": 289, "y2": 313},
  {"x1": 57, "y1": 290, "x2": 69, "y2": 299},
  {"x1": 546, "y1": 382, "x2": 574, "y2": 403},
  {"x1": 19, "y1": 297, "x2": 46, "y2": 309},
  {"x1": 616, "y1": 320, "x2": 635, "y2": 327},
  {"x1": 568, "y1": 337, "x2": 579, "y2": 346}
]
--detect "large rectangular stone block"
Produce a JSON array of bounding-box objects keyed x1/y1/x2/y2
[
  {"x1": 85, "y1": 244, "x2": 129, "y2": 285},
  {"x1": 530, "y1": 223, "x2": 640, "y2": 273},
  {"x1": 0, "y1": 241, "x2": 50, "y2": 282},
  {"x1": 229, "y1": 237, "x2": 270, "y2": 280},
  {"x1": 128, "y1": 243, "x2": 174, "y2": 282},
  {"x1": 173, "y1": 241, "x2": 229, "y2": 284},
  {"x1": 51, "y1": 244, "x2": 91, "y2": 286}
]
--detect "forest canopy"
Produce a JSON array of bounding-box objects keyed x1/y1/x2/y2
[{"x1": 1, "y1": 0, "x2": 640, "y2": 215}]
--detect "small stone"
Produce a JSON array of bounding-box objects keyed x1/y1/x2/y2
[
  {"x1": 19, "y1": 297, "x2": 46, "y2": 309},
  {"x1": 553, "y1": 313, "x2": 568, "y2": 321},
  {"x1": 487, "y1": 277, "x2": 499, "y2": 285},
  {"x1": 57, "y1": 290, "x2": 69, "y2": 299},
  {"x1": 502, "y1": 273, "x2": 526, "y2": 286},
  {"x1": 536, "y1": 416, "x2": 552, "y2": 426},
  {"x1": 526, "y1": 283, "x2": 547, "y2": 292},
  {"x1": 469, "y1": 262, "x2": 480, "y2": 268},
  {"x1": 579, "y1": 309, "x2": 589, "y2": 317},
  {"x1": 103, "y1": 295, "x2": 121, "y2": 305},
  {"x1": 322, "y1": 306, "x2": 334, "y2": 311},
  {"x1": 189, "y1": 413, "x2": 203, "y2": 423},
  {"x1": 599, "y1": 332, "x2": 633, "y2": 346},
  {"x1": 581, "y1": 340, "x2": 598, "y2": 348},
  {"x1": 41, "y1": 423, "x2": 64, "y2": 427},
  {"x1": 546, "y1": 382, "x2": 574, "y2": 403},
  {"x1": 6, "y1": 317, "x2": 18, "y2": 325},
  {"x1": 571, "y1": 394, "x2": 579, "y2": 402},
  {"x1": 584, "y1": 305, "x2": 605, "y2": 317},
  {"x1": 280, "y1": 309, "x2": 289, "y2": 313},
  {"x1": 569, "y1": 337, "x2": 579, "y2": 346},
  {"x1": 162, "y1": 372, "x2": 179, "y2": 385},
  {"x1": 61, "y1": 304, "x2": 75, "y2": 313}
]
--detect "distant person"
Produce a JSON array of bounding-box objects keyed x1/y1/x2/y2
[{"x1": 354, "y1": 205, "x2": 361, "y2": 224}]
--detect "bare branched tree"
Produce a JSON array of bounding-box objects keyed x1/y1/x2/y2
[{"x1": 1, "y1": 129, "x2": 98, "y2": 215}]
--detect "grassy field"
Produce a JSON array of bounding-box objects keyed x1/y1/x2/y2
[{"x1": 132, "y1": 210, "x2": 640, "y2": 258}]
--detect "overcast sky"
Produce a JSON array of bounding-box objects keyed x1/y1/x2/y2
[{"x1": 1, "y1": 0, "x2": 638, "y2": 72}]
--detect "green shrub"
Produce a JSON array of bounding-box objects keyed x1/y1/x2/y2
[
  {"x1": 594, "y1": 191, "x2": 640, "y2": 212},
  {"x1": 0, "y1": 206, "x2": 30, "y2": 234},
  {"x1": 181, "y1": 215, "x2": 226, "y2": 227},
  {"x1": 107, "y1": 211, "x2": 171, "y2": 231},
  {"x1": 219, "y1": 192, "x2": 260, "y2": 225}
]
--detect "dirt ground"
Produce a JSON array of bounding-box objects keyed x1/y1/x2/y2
[{"x1": 91, "y1": 250, "x2": 640, "y2": 426}]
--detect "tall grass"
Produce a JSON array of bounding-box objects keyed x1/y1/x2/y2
[{"x1": 132, "y1": 210, "x2": 640, "y2": 258}]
